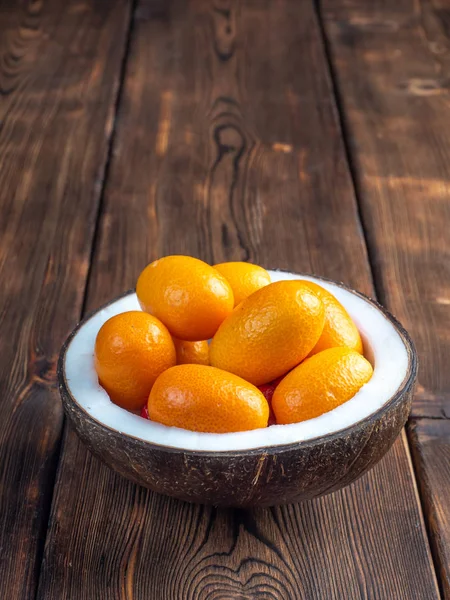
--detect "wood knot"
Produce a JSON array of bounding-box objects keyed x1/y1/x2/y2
[
  {"x1": 212, "y1": 0, "x2": 236, "y2": 61},
  {"x1": 213, "y1": 123, "x2": 246, "y2": 161},
  {"x1": 31, "y1": 353, "x2": 58, "y2": 386}
]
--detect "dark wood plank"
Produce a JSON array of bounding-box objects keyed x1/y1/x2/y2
[
  {"x1": 38, "y1": 1, "x2": 439, "y2": 598},
  {"x1": 409, "y1": 419, "x2": 450, "y2": 599},
  {"x1": 319, "y1": 2, "x2": 450, "y2": 592},
  {"x1": 319, "y1": 0, "x2": 450, "y2": 418},
  {"x1": 0, "y1": 0, "x2": 132, "y2": 598}
]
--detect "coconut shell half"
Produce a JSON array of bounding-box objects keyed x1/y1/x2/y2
[{"x1": 58, "y1": 272, "x2": 417, "y2": 507}]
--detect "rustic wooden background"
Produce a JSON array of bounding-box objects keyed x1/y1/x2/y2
[{"x1": 1, "y1": 0, "x2": 449, "y2": 598}]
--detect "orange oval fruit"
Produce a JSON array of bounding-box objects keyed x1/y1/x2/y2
[
  {"x1": 136, "y1": 256, "x2": 234, "y2": 341},
  {"x1": 272, "y1": 347, "x2": 373, "y2": 424},
  {"x1": 148, "y1": 365, "x2": 269, "y2": 433},
  {"x1": 213, "y1": 262, "x2": 271, "y2": 306},
  {"x1": 209, "y1": 281, "x2": 325, "y2": 386},
  {"x1": 94, "y1": 311, "x2": 176, "y2": 411},
  {"x1": 173, "y1": 337, "x2": 209, "y2": 366},
  {"x1": 300, "y1": 281, "x2": 363, "y2": 356}
]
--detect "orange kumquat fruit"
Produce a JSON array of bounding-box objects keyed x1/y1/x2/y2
[
  {"x1": 148, "y1": 365, "x2": 269, "y2": 433},
  {"x1": 94, "y1": 311, "x2": 176, "y2": 411},
  {"x1": 136, "y1": 255, "x2": 234, "y2": 341},
  {"x1": 272, "y1": 347, "x2": 373, "y2": 424},
  {"x1": 210, "y1": 281, "x2": 325, "y2": 386}
]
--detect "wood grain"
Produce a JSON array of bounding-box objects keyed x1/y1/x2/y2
[
  {"x1": 0, "y1": 0, "x2": 132, "y2": 598},
  {"x1": 38, "y1": 0, "x2": 439, "y2": 598},
  {"x1": 39, "y1": 433, "x2": 439, "y2": 600},
  {"x1": 319, "y1": 0, "x2": 450, "y2": 418},
  {"x1": 409, "y1": 419, "x2": 450, "y2": 599}
]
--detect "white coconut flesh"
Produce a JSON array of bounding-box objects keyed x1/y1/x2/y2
[{"x1": 64, "y1": 271, "x2": 409, "y2": 452}]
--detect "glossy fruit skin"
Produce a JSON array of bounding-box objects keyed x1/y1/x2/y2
[
  {"x1": 213, "y1": 262, "x2": 271, "y2": 306},
  {"x1": 136, "y1": 255, "x2": 234, "y2": 341},
  {"x1": 148, "y1": 365, "x2": 269, "y2": 433},
  {"x1": 173, "y1": 338, "x2": 209, "y2": 365},
  {"x1": 140, "y1": 405, "x2": 149, "y2": 419},
  {"x1": 272, "y1": 347, "x2": 373, "y2": 424},
  {"x1": 209, "y1": 281, "x2": 325, "y2": 386},
  {"x1": 300, "y1": 280, "x2": 363, "y2": 356},
  {"x1": 94, "y1": 311, "x2": 176, "y2": 411}
]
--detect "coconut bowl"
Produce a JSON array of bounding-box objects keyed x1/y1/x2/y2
[{"x1": 58, "y1": 271, "x2": 417, "y2": 507}]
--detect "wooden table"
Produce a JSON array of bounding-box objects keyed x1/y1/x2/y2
[{"x1": 1, "y1": 0, "x2": 449, "y2": 598}]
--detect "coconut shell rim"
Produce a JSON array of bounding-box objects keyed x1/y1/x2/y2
[{"x1": 58, "y1": 270, "x2": 417, "y2": 458}]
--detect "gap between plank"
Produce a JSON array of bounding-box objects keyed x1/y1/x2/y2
[
  {"x1": 33, "y1": 1, "x2": 139, "y2": 598},
  {"x1": 312, "y1": 0, "x2": 376, "y2": 297},
  {"x1": 80, "y1": 0, "x2": 139, "y2": 319},
  {"x1": 408, "y1": 419, "x2": 447, "y2": 600},
  {"x1": 312, "y1": 1, "x2": 443, "y2": 596}
]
